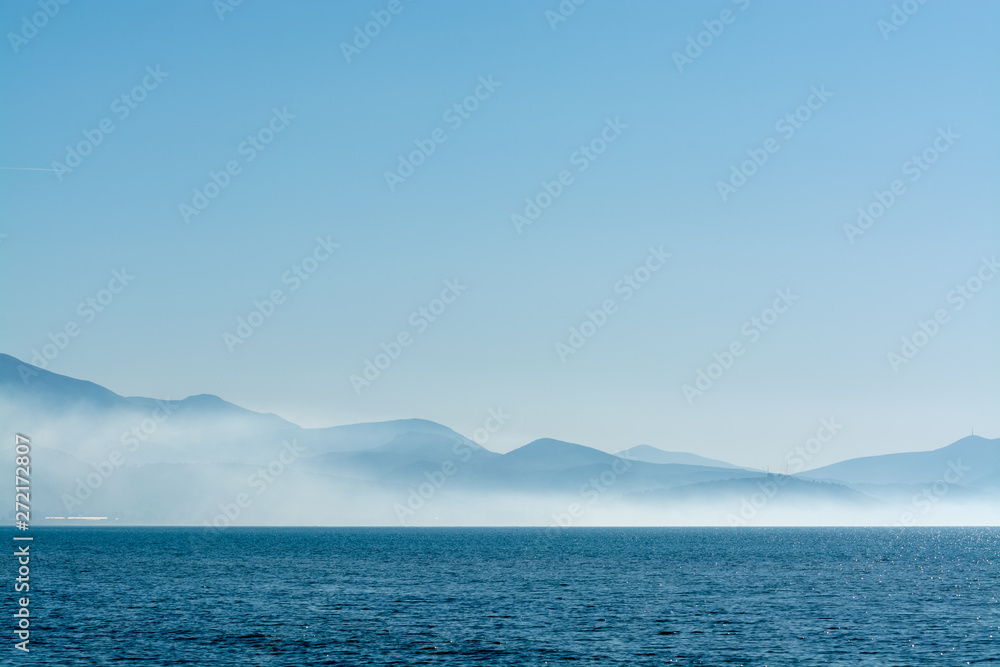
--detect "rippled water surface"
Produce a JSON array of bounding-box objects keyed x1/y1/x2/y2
[{"x1": 10, "y1": 527, "x2": 999, "y2": 665}]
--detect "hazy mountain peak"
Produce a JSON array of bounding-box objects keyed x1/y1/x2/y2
[
  {"x1": 501, "y1": 438, "x2": 617, "y2": 470},
  {"x1": 0, "y1": 352, "x2": 129, "y2": 411},
  {"x1": 801, "y1": 435, "x2": 1000, "y2": 485},
  {"x1": 512, "y1": 437, "x2": 607, "y2": 453},
  {"x1": 173, "y1": 393, "x2": 260, "y2": 415}
]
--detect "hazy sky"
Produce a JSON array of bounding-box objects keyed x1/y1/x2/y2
[{"x1": 2, "y1": 0, "x2": 997, "y2": 467}]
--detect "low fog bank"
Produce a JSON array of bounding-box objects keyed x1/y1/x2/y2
[
  {"x1": 2, "y1": 356, "x2": 997, "y2": 528},
  {"x1": 3, "y1": 437, "x2": 996, "y2": 528}
]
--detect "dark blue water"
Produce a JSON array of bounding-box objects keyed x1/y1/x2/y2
[{"x1": 6, "y1": 527, "x2": 998, "y2": 665}]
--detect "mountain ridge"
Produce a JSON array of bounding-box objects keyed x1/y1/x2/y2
[{"x1": 1, "y1": 352, "x2": 997, "y2": 526}]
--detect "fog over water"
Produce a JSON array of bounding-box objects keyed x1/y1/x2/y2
[{"x1": 3, "y1": 354, "x2": 996, "y2": 528}]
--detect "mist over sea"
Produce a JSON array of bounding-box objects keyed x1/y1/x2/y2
[{"x1": 11, "y1": 526, "x2": 998, "y2": 666}]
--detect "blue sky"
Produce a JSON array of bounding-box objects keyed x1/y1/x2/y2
[{"x1": 2, "y1": 0, "x2": 997, "y2": 467}]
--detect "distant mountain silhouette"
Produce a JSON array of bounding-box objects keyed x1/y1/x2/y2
[
  {"x1": 500, "y1": 438, "x2": 620, "y2": 470},
  {"x1": 1, "y1": 352, "x2": 996, "y2": 526},
  {"x1": 0, "y1": 352, "x2": 129, "y2": 411},
  {"x1": 800, "y1": 436, "x2": 999, "y2": 487}
]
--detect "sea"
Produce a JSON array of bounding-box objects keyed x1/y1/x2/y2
[{"x1": 6, "y1": 527, "x2": 998, "y2": 666}]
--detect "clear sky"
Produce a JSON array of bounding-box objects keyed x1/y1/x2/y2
[{"x1": 2, "y1": 0, "x2": 997, "y2": 467}]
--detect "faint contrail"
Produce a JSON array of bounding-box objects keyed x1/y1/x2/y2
[{"x1": 0, "y1": 166, "x2": 66, "y2": 172}]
